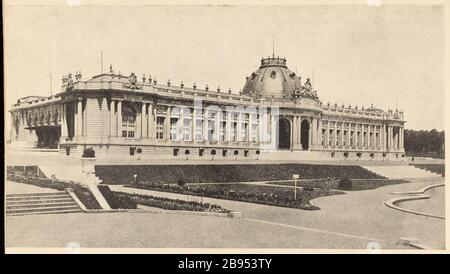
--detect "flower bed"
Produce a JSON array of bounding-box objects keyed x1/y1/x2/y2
[
  {"x1": 7, "y1": 166, "x2": 46, "y2": 178},
  {"x1": 96, "y1": 163, "x2": 384, "y2": 185},
  {"x1": 7, "y1": 174, "x2": 102, "y2": 210},
  {"x1": 112, "y1": 191, "x2": 230, "y2": 213},
  {"x1": 98, "y1": 185, "x2": 137, "y2": 209},
  {"x1": 269, "y1": 179, "x2": 409, "y2": 191},
  {"x1": 128, "y1": 182, "x2": 343, "y2": 210}
]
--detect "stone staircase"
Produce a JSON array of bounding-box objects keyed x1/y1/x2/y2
[
  {"x1": 38, "y1": 164, "x2": 111, "y2": 210},
  {"x1": 361, "y1": 165, "x2": 442, "y2": 179},
  {"x1": 6, "y1": 192, "x2": 82, "y2": 216}
]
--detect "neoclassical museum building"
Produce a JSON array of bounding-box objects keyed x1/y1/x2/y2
[{"x1": 8, "y1": 55, "x2": 406, "y2": 161}]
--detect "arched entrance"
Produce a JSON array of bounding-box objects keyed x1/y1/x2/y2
[
  {"x1": 301, "y1": 119, "x2": 310, "y2": 150},
  {"x1": 277, "y1": 117, "x2": 291, "y2": 150}
]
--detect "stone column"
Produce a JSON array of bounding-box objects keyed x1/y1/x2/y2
[
  {"x1": 136, "y1": 105, "x2": 142, "y2": 140},
  {"x1": 116, "y1": 101, "x2": 122, "y2": 137},
  {"x1": 215, "y1": 111, "x2": 220, "y2": 142},
  {"x1": 166, "y1": 106, "x2": 171, "y2": 141},
  {"x1": 77, "y1": 100, "x2": 83, "y2": 137},
  {"x1": 110, "y1": 100, "x2": 116, "y2": 138},
  {"x1": 142, "y1": 103, "x2": 147, "y2": 139},
  {"x1": 61, "y1": 104, "x2": 68, "y2": 139},
  {"x1": 271, "y1": 114, "x2": 277, "y2": 146},
  {"x1": 258, "y1": 112, "x2": 263, "y2": 144},
  {"x1": 340, "y1": 122, "x2": 344, "y2": 148},
  {"x1": 237, "y1": 112, "x2": 242, "y2": 142},
  {"x1": 148, "y1": 103, "x2": 154, "y2": 140},
  {"x1": 396, "y1": 127, "x2": 400, "y2": 149},
  {"x1": 326, "y1": 121, "x2": 329, "y2": 148},
  {"x1": 308, "y1": 118, "x2": 313, "y2": 149},
  {"x1": 248, "y1": 112, "x2": 253, "y2": 143},
  {"x1": 333, "y1": 121, "x2": 337, "y2": 148},
  {"x1": 390, "y1": 126, "x2": 394, "y2": 149},
  {"x1": 192, "y1": 108, "x2": 197, "y2": 143},
  {"x1": 203, "y1": 109, "x2": 208, "y2": 142},
  {"x1": 317, "y1": 118, "x2": 322, "y2": 147},
  {"x1": 377, "y1": 126, "x2": 381, "y2": 149},
  {"x1": 347, "y1": 125, "x2": 351, "y2": 149},
  {"x1": 292, "y1": 116, "x2": 298, "y2": 146},
  {"x1": 312, "y1": 117, "x2": 319, "y2": 147},
  {"x1": 387, "y1": 126, "x2": 391, "y2": 149},
  {"x1": 299, "y1": 118, "x2": 303, "y2": 147},
  {"x1": 400, "y1": 127, "x2": 404, "y2": 149}
]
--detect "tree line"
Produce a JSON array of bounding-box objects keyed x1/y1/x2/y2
[{"x1": 404, "y1": 129, "x2": 445, "y2": 159}]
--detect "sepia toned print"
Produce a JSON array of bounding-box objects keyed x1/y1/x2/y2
[{"x1": 4, "y1": 1, "x2": 446, "y2": 253}]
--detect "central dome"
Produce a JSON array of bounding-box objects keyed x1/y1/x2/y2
[{"x1": 242, "y1": 56, "x2": 302, "y2": 99}]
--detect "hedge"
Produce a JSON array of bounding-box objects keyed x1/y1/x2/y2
[
  {"x1": 96, "y1": 163, "x2": 384, "y2": 185},
  {"x1": 112, "y1": 191, "x2": 229, "y2": 213}
]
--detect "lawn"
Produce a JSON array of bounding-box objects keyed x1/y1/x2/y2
[
  {"x1": 96, "y1": 163, "x2": 384, "y2": 185},
  {"x1": 267, "y1": 179, "x2": 410, "y2": 191},
  {"x1": 127, "y1": 182, "x2": 344, "y2": 210}
]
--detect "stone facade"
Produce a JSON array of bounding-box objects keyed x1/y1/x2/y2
[{"x1": 9, "y1": 56, "x2": 406, "y2": 160}]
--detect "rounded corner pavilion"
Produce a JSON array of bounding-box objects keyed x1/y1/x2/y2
[{"x1": 9, "y1": 54, "x2": 406, "y2": 161}]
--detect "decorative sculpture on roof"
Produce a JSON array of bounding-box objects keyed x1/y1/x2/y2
[
  {"x1": 299, "y1": 77, "x2": 318, "y2": 99},
  {"x1": 304, "y1": 78, "x2": 312, "y2": 90},
  {"x1": 62, "y1": 73, "x2": 74, "y2": 92},
  {"x1": 75, "y1": 71, "x2": 82, "y2": 81},
  {"x1": 122, "y1": 72, "x2": 142, "y2": 90}
]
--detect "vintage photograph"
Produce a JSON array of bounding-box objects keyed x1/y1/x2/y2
[{"x1": 4, "y1": 1, "x2": 446, "y2": 253}]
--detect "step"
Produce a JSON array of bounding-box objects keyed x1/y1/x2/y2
[
  {"x1": 6, "y1": 201, "x2": 78, "y2": 209},
  {"x1": 361, "y1": 166, "x2": 441, "y2": 179},
  {"x1": 7, "y1": 209, "x2": 83, "y2": 216},
  {"x1": 6, "y1": 205, "x2": 81, "y2": 214},
  {"x1": 6, "y1": 197, "x2": 74, "y2": 203},
  {"x1": 6, "y1": 192, "x2": 67, "y2": 198}
]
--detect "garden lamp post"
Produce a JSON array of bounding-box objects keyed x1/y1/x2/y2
[{"x1": 293, "y1": 174, "x2": 299, "y2": 200}]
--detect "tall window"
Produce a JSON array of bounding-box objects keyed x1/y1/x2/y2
[
  {"x1": 357, "y1": 132, "x2": 361, "y2": 147},
  {"x1": 156, "y1": 117, "x2": 165, "y2": 140},
  {"x1": 336, "y1": 130, "x2": 340, "y2": 147},
  {"x1": 122, "y1": 105, "x2": 136, "y2": 138},
  {"x1": 329, "y1": 129, "x2": 333, "y2": 146},
  {"x1": 230, "y1": 122, "x2": 237, "y2": 142},
  {"x1": 170, "y1": 118, "x2": 179, "y2": 140},
  {"x1": 208, "y1": 120, "x2": 215, "y2": 142},
  {"x1": 219, "y1": 121, "x2": 226, "y2": 142},
  {"x1": 251, "y1": 124, "x2": 258, "y2": 142},
  {"x1": 350, "y1": 131, "x2": 354, "y2": 147},
  {"x1": 363, "y1": 132, "x2": 367, "y2": 147},
  {"x1": 241, "y1": 123, "x2": 248, "y2": 142},
  {"x1": 343, "y1": 130, "x2": 347, "y2": 147},
  {"x1": 195, "y1": 119, "x2": 203, "y2": 141},
  {"x1": 322, "y1": 129, "x2": 326, "y2": 146},
  {"x1": 183, "y1": 119, "x2": 191, "y2": 141},
  {"x1": 375, "y1": 132, "x2": 380, "y2": 148}
]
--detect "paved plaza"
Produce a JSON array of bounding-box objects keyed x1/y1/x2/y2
[{"x1": 5, "y1": 176, "x2": 445, "y2": 250}]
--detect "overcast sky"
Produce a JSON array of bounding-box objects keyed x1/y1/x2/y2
[{"x1": 4, "y1": 4, "x2": 445, "y2": 130}]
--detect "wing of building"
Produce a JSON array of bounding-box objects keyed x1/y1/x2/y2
[{"x1": 8, "y1": 56, "x2": 406, "y2": 161}]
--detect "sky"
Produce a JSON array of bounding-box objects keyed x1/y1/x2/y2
[{"x1": 4, "y1": 3, "x2": 445, "y2": 130}]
